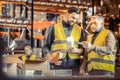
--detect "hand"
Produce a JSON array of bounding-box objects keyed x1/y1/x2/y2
[
  {"x1": 46, "y1": 53, "x2": 53, "y2": 63},
  {"x1": 52, "y1": 52, "x2": 63, "y2": 65},
  {"x1": 46, "y1": 53, "x2": 63, "y2": 65},
  {"x1": 55, "y1": 61, "x2": 62, "y2": 65},
  {"x1": 82, "y1": 41, "x2": 92, "y2": 49},
  {"x1": 57, "y1": 52, "x2": 63, "y2": 59},
  {"x1": 68, "y1": 47, "x2": 80, "y2": 54},
  {"x1": 79, "y1": 67, "x2": 86, "y2": 76}
]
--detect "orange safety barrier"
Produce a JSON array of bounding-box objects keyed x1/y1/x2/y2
[
  {"x1": 10, "y1": 32, "x2": 20, "y2": 38},
  {"x1": 39, "y1": 20, "x2": 52, "y2": 28},
  {"x1": 0, "y1": 32, "x2": 20, "y2": 38},
  {"x1": 28, "y1": 33, "x2": 44, "y2": 40},
  {"x1": 0, "y1": 2, "x2": 2, "y2": 15},
  {"x1": 0, "y1": 32, "x2": 8, "y2": 38},
  {"x1": 27, "y1": 20, "x2": 55, "y2": 40},
  {"x1": 0, "y1": 31, "x2": 44, "y2": 40},
  {"x1": 33, "y1": 35, "x2": 44, "y2": 40},
  {"x1": 28, "y1": 20, "x2": 52, "y2": 30}
]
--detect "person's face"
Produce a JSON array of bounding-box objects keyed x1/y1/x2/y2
[
  {"x1": 90, "y1": 18, "x2": 102, "y2": 32},
  {"x1": 67, "y1": 12, "x2": 79, "y2": 25},
  {"x1": 24, "y1": 47, "x2": 32, "y2": 55}
]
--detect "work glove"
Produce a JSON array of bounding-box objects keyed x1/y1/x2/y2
[{"x1": 52, "y1": 52, "x2": 63, "y2": 65}]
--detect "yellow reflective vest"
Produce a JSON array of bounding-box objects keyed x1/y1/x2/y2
[
  {"x1": 21, "y1": 54, "x2": 36, "y2": 62},
  {"x1": 87, "y1": 29, "x2": 116, "y2": 73},
  {"x1": 51, "y1": 23, "x2": 81, "y2": 59}
]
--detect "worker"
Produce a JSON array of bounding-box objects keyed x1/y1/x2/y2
[
  {"x1": 42, "y1": 7, "x2": 84, "y2": 75},
  {"x1": 80, "y1": 15, "x2": 117, "y2": 76},
  {"x1": 19, "y1": 45, "x2": 36, "y2": 61},
  {"x1": 17, "y1": 45, "x2": 36, "y2": 76}
]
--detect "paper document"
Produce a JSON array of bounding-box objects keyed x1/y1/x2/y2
[{"x1": 78, "y1": 42, "x2": 83, "y2": 45}]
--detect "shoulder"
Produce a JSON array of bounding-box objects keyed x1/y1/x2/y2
[
  {"x1": 54, "y1": 22, "x2": 62, "y2": 27},
  {"x1": 74, "y1": 23, "x2": 82, "y2": 31},
  {"x1": 102, "y1": 29, "x2": 114, "y2": 37},
  {"x1": 47, "y1": 25, "x2": 54, "y2": 33},
  {"x1": 106, "y1": 30, "x2": 116, "y2": 40},
  {"x1": 31, "y1": 54, "x2": 36, "y2": 56},
  {"x1": 107, "y1": 30, "x2": 116, "y2": 37}
]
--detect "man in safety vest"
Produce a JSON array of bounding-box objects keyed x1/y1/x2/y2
[
  {"x1": 42, "y1": 7, "x2": 84, "y2": 75},
  {"x1": 80, "y1": 15, "x2": 116, "y2": 76}
]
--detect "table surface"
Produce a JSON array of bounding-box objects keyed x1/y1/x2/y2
[
  {"x1": 2, "y1": 54, "x2": 24, "y2": 64},
  {"x1": 2, "y1": 54, "x2": 46, "y2": 64}
]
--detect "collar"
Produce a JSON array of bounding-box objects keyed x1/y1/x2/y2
[
  {"x1": 93, "y1": 27, "x2": 104, "y2": 34},
  {"x1": 62, "y1": 20, "x2": 72, "y2": 28}
]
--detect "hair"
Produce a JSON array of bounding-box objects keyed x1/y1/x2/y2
[
  {"x1": 24, "y1": 45, "x2": 32, "y2": 50},
  {"x1": 68, "y1": 7, "x2": 80, "y2": 14},
  {"x1": 91, "y1": 15, "x2": 104, "y2": 23}
]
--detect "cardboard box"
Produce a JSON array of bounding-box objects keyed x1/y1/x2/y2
[
  {"x1": 2, "y1": 54, "x2": 48, "y2": 77},
  {"x1": 24, "y1": 60, "x2": 48, "y2": 76},
  {"x1": 25, "y1": 70, "x2": 42, "y2": 76},
  {"x1": 2, "y1": 54, "x2": 24, "y2": 77},
  {"x1": 25, "y1": 60, "x2": 48, "y2": 71},
  {"x1": 42, "y1": 70, "x2": 72, "y2": 76},
  {"x1": 42, "y1": 70, "x2": 55, "y2": 76}
]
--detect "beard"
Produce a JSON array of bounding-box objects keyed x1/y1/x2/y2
[{"x1": 68, "y1": 21, "x2": 76, "y2": 26}]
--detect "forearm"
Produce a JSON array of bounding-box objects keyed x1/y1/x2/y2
[
  {"x1": 46, "y1": 53, "x2": 53, "y2": 61},
  {"x1": 42, "y1": 26, "x2": 54, "y2": 57},
  {"x1": 91, "y1": 45, "x2": 116, "y2": 55},
  {"x1": 80, "y1": 55, "x2": 87, "y2": 69},
  {"x1": 42, "y1": 46, "x2": 50, "y2": 57},
  {"x1": 78, "y1": 48, "x2": 83, "y2": 54},
  {"x1": 42, "y1": 46, "x2": 53, "y2": 61}
]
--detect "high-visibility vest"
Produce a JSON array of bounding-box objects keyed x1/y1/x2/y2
[
  {"x1": 87, "y1": 29, "x2": 116, "y2": 73},
  {"x1": 52, "y1": 23, "x2": 81, "y2": 59},
  {"x1": 21, "y1": 54, "x2": 36, "y2": 62}
]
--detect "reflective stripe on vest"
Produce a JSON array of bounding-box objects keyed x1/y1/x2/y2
[
  {"x1": 52, "y1": 23, "x2": 81, "y2": 59},
  {"x1": 21, "y1": 54, "x2": 36, "y2": 62},
  {"x1": 87, "y1": 29, "x2": 115, "y2": 73}
]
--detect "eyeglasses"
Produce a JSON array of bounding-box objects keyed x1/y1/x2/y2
[{"x1": 90, "y1": 21, "x2": 98, "y2": 25}]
